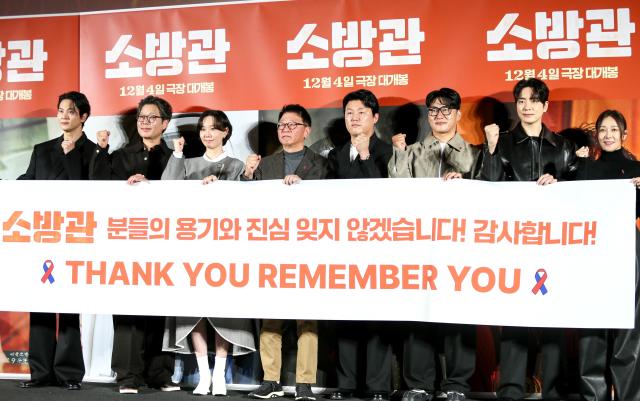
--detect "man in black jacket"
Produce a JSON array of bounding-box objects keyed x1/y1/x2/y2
[
  {"x1": 479, "y1": 78, "x2": 577, "y2": 401},
  {"x1": 19, "y1": 91, "x2": 96, "y2": 391},
  {"x1": 91, "y1": 96, "x2": 176, "y2": 394},
  {"x1": 328, "y1": 89, "x2": 393, "y2": 401},
  {"x1": 328, "y1": 90, "x2": 392, "y2": 180}
]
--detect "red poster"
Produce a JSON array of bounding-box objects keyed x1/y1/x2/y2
[
  {"x1": 78, "y1": 0, "x2": 639, "y2": 115},
  {"x1": 0, "y1": 16, "x2": 79, "y2": 118},
  {"x1": 79, "y1": 2, "x2": 267, "y2": 115}
]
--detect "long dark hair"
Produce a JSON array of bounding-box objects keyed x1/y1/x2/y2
[{"x1": 595, "y1": 109, "x2": 636, "y2": 160}]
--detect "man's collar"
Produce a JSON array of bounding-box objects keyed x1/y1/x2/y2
[
  {"x1": 513, "y1": 123, "x2": 557, "y2": 147},
  {"x1": 424, "y1": 132, "x2": 464, "y2": 151},
  {"x1": 126, "y1": 139, "x2": 170, "y2": 153}
]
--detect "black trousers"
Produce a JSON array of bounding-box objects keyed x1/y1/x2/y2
[
  {"x1": 579, "y1": 255, "x2": 640, "y2": 401},
  {"x1": 442, "y1": 324, "x2": 476, "y2": 394},
  {"x1": 497, "y1": 327, "x2": 565, "y2": 400},
  {"x1": 402, "y1": 323, "x2": 475, "y2": 394},
  {"x1": 578, "y1": 329, "x2": 609, "y2": 401},
  {"x1": 336, "y1": 321, "x2": 392, "y2": 394},
  {"x1": 111, "y1": 315, "x2": 174, "y2": 388},
  {"x1": 402, "y1": 322, "x2": 437, "y2": 392},
  {"x1": 28, "y1": 312, "x2": 84, "y2": 383}
]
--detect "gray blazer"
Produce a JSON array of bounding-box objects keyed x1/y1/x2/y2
[{"x1": 251, "y1": 147, "x2": 331, "y2": 180}]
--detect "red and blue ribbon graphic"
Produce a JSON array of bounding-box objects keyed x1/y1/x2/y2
[
  {"x1": 531, "y1": 268, "x2": 547, "y2": 295},
  {"x1": 41, "y1": 260, "x2": 55, "y2": 284}
]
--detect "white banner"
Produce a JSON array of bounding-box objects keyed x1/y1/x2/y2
[{"x1": 0, "y1": 178, "x2": 635, "y2": 328}]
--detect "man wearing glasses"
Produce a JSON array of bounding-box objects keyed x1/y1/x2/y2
[
  {"x1": 388, "y1": 88, "x2": 479, "y2": 401},
  {"x1": 92, "y1": 95, "x2": 173, "y2": 182},
  {"x1": 389, "y1": 87, "x2": 479, "y2": 180},
  {"x1": 245, "y1": 104, "x2": 330, "y2": 401},
  {"x1": 91, "y1": 96, "x2": 178, "y2": 394},
  {"x1": 243, "y1": 104, "x2": 330, "y2": 183}
]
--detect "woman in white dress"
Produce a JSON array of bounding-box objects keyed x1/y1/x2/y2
[{"x1": 162, "y1": 110, "x2": 255, "y2": 395}]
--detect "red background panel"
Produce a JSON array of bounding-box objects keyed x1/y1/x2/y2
[{"x1": 0, "y1": 16, "x2": 79, "y2": 118}]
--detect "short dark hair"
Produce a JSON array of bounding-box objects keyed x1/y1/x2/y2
[
  {"x1": 58, "y1": 91, "x2": 91, "y2": 124},
  {"x1": 426, "y1": 88, "x2": 461, "y2": 109},
  {"x1": 513, "y1": 78, "x2": 549, "y2": 103},
  {"x1": 342, "y1": 89, "x2": 379, "y2": 115},
  {"x1": 278, "y1": 104, "x2": 311, "y2": 127},
  {"x1": 197, "y1": 110, "x2": 233, "y2": 145},
  {"x1": 137, "y1": 96, "x2": 172, "y2": 121}
]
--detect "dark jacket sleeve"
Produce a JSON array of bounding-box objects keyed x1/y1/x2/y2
[
  {"x1": 89, "y1": 146, "x2": 113, "y2": 180},
  {"x1": 559, "y1": 140, "x2": 578, "y2": 181},
  {"x1": 17, "y1": 147, "x2": 38, "y2": 180},
  {"x1": 358, "y1": 154, "x2": 387, "y2": 178},
  {"x1": 478, "y1": 141, "x2": 505, "y2": 181}
]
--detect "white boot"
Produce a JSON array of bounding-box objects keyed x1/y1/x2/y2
[
  {"x1": 211, "y1": 356, "x2": 227, "y2": 396},
  {"x1": 193, "y1": 355, "x2": 211, "y2": 395}
]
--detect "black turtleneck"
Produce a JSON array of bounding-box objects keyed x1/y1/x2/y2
[
  {"x1": 577, "y1": 148, "x2": 640, "y2": 217},
  {"x1": 577, "y1": 148, "x2": 640, "y2": 180}
]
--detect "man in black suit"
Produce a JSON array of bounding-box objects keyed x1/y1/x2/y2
[
  {"x1": 327, "y1": 89, "x2": 392, "y2": 179},
  {"x1": 328, "y1": 89, "x2": 393, "y2": 401},
  {"x1": 18, "y1": 91, "x2": 96, "y2": 390},
  {"x1": 91, "y1": 96, "x2": 177, "y2": 394},
  {"x1": 246, "y1": 104, "x2": 329, "y2": 401}
]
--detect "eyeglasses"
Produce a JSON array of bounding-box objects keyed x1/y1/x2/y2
[
  {"x1": 427, "y1": 106, "x2": 454, "y2": 117},
  {"x1": 277, "y1": 122, "x2": 306, "y2": 131},
  {"x1": 137, "y1": 115, "x2": 161, "y2": 124}
]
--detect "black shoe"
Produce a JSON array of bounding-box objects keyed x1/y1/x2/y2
[
  {"x1": 445, "y1": 391, "x2": 465, "y2": 401},
  {"x1": 64, "y1": 381, "x2": 82, "y2": 390},
  {"x1": 249, "y1": 381, "x2": 284, "y2": 399},
  {"x1": 119, "y1": 385, "x2": 139, "y2": 394},
  {"x1": 401, "y1": 390, "x2": 434, "y2": 401},
  {"x1": 295, "y1": 383, "x2": 316, "y2": 401},
  {"x1": 330, "y1": 391, "x2": 353, "y2": 400},
  {"x1": 371, "y1": 393, "x2": 389, "y2": 401},
  {"x1": 20, "y1": 380, "x2": 50, "y2": 388},
  {"x1": 159, "y1": 382, "x2": 181, "y2": 392}
]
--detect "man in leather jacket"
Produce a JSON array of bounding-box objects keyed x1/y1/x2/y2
[
  {"x1": 479, "y1": 80, "x2": 577, "y2": 183},
  {"x1": 479, "y1": 78, "x2": 577, "y2": 401}
]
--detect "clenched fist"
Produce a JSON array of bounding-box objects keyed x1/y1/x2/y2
[
  {"x1": 173, "y1": 137, "x2": 185, "y2": 154},
  {"x1": 391, "y1": 133, "x2": 407, "y2": 151},
  {"x1": 244, "y1": 154, "x2": 262, "y2": 179},
  {"x1": 96, "y1": 130, "x2": 110, "y2": 149},
  {"x1": 484, "y1": 124, "x2": 500, "y2": 154}
]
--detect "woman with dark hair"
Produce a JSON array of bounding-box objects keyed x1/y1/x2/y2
[
  {"x1": 161, "y1": 110, "x2": 255, "y2": 395},
  {"x1": 161, "y1": 109, "x2": 244, "y2": 182},
  {"x1": 576, "y1": 109, "x2": 640, "y2": 401}
]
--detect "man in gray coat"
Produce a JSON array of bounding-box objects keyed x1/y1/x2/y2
[
  {"x1": 389, "y1": 87, "x2": 480, "y2": 180},
  {"x1": 388, "y1": 88, "x2": 480, "y2": 401}
]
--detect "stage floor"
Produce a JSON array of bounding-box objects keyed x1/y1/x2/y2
[{"x1": 0, "y1": 379, "x2": 574, "y2": 401}]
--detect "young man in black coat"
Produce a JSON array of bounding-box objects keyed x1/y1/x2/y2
[{"x1": 19, "y1": 91, "x2": 96, "y2": 390}]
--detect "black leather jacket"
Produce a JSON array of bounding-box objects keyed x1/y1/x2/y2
[{"x1": 478, "y1": 123, "x2": 577, "y2": 182}]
